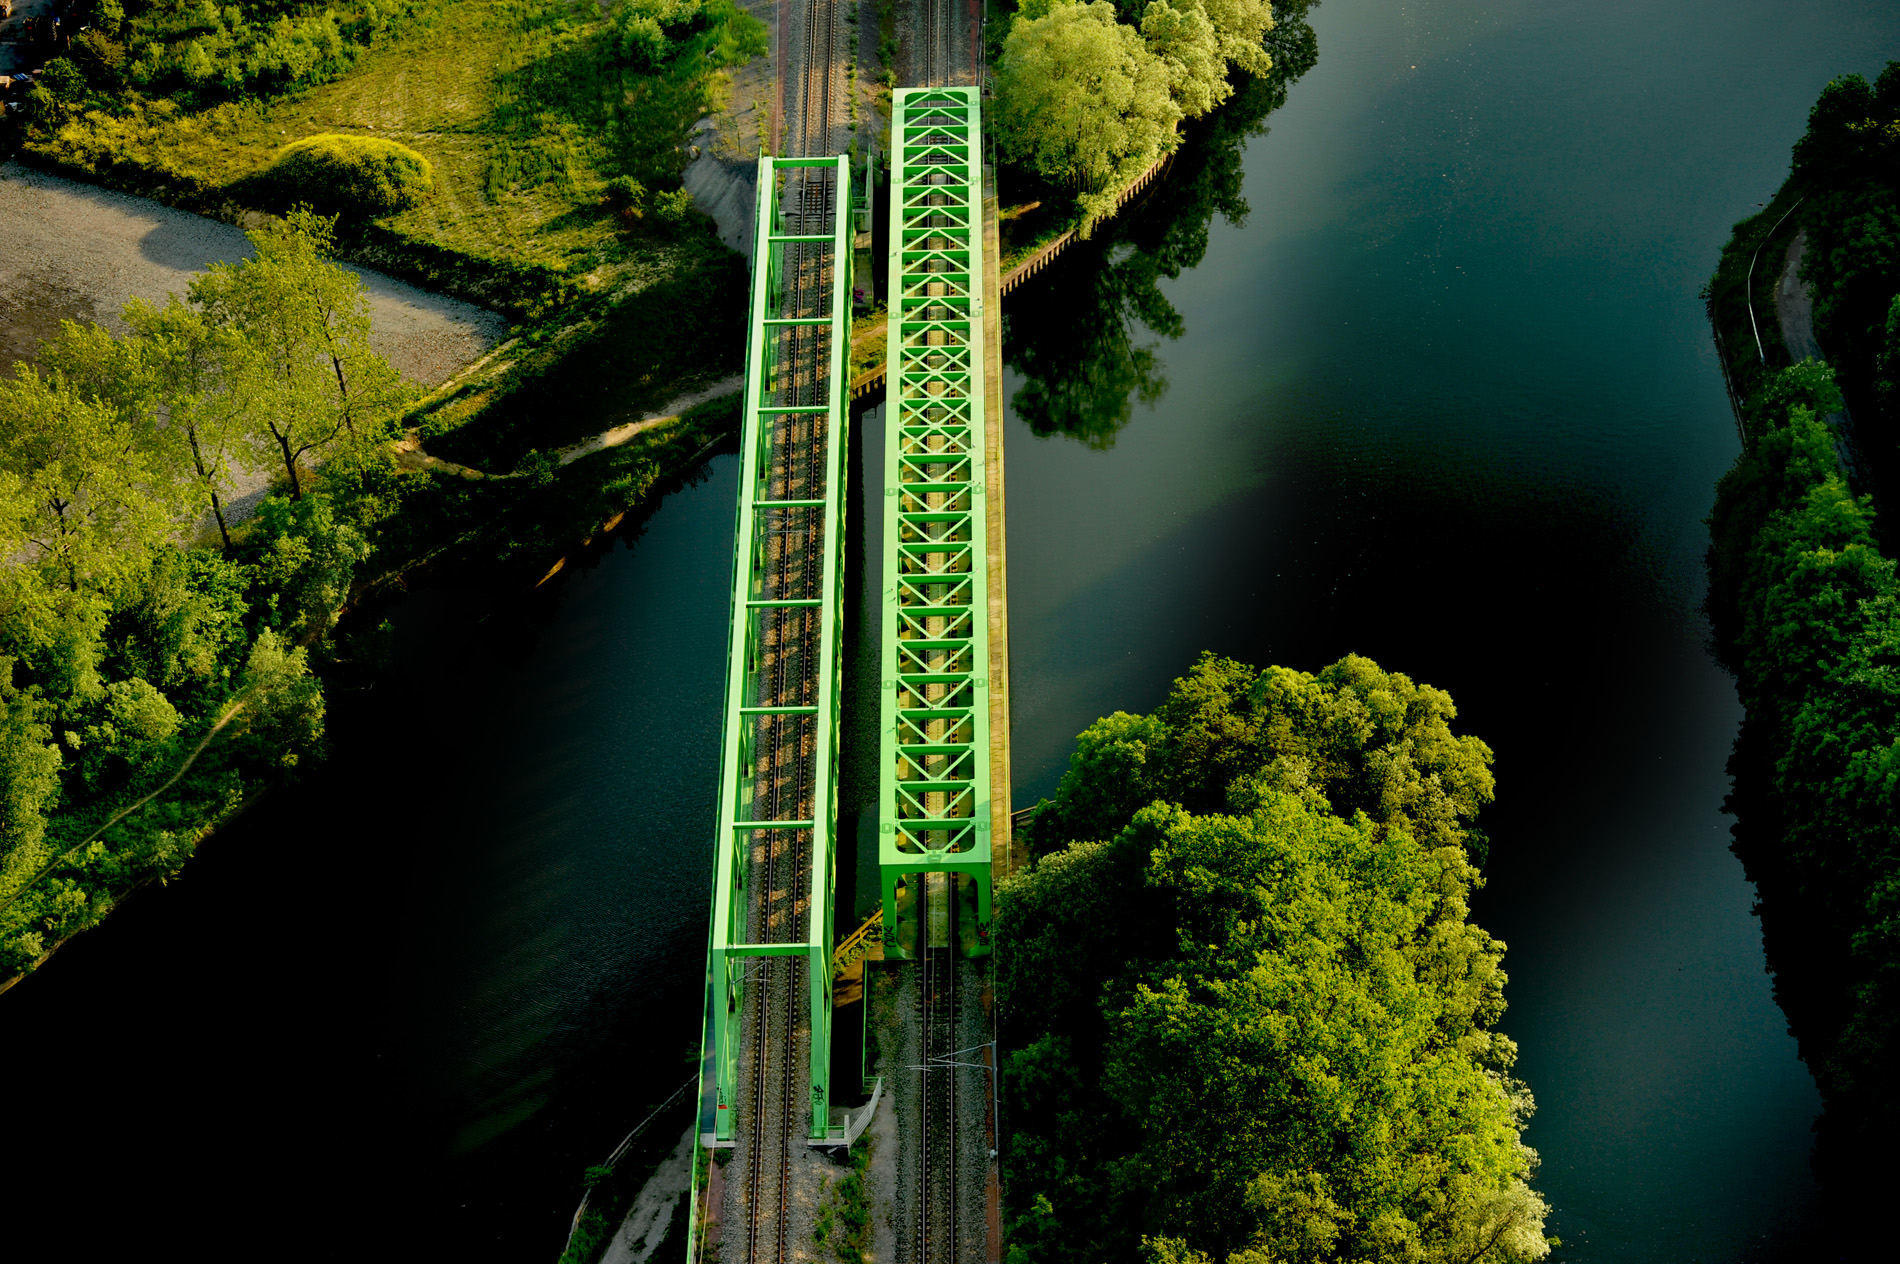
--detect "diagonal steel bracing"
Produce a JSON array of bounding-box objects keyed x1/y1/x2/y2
[{"x1": 880, "y1": 87, "x2": 994, "y2": 956}]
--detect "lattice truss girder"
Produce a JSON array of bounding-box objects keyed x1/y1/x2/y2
[
  {"x1": 879, "y1": 88, "x2": 994, "y2": 954},
  {"x1": 706, "y1": 155, "x2": 853, "y2": 1141}
]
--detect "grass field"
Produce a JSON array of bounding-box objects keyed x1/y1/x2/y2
[{"x1": 25, "y1": 0, "x2": 763, "y2": 292}]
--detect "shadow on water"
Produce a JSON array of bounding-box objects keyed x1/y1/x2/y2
[
  {"x1": 997, "y1": 1, "x2": 1900, "y2": 1261},
  {"x1": 3, "y1": 450, "x2": 739, "y2": 1259}
]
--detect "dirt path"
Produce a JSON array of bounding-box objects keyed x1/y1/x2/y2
[
  {"x1": 1775, "y1": 232, "x2": 1824, "y2": 363},
  {"x1": 0, "y1": 162, "x2": 507, "y2": 383},
  {"x1": 396, "y1": 377, "x2": 743, "y2": 482},
  {"x1": 1774, "y1": 230, "x2": 1862, "y2": 479}
]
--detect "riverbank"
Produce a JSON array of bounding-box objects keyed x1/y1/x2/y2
[
  {"x1": 0, "y1": 164, "x2": 747, "y2": 993},
  {"x1": 1702, "y1": 65, "x2": 1900, "y2": 1221}
]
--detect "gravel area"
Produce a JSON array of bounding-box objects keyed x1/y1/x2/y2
[
  {"x1": 604, "y1": 1124, "x2": 699, "y2": 1264},
  {"x1": 876, "y1": 954, "x2": 992, "y2": 1264},
  {"x1": 0, "y1": 161, "x2": 508, "y2": 385}
]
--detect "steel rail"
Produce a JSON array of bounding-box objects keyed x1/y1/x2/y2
[{"x1": 915, "y1": 881, "x2": 960, "y2": 1264}]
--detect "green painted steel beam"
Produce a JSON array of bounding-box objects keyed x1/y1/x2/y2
[
  {"x1": 702, "y1": 153, "x2": 853, "y2": 1147},
  {"x1": 879, "y1": 87, "x2": 993, "y2": 961}
]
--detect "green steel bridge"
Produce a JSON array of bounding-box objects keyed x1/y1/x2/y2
[
  {"x1": 876, "y1": 86, "x2": 996, "y2": 961},
  {"x1": 690, "y1": 83, "x2": 999, "y2": 1264},
  {"x1": 703, "y1": 151, "x2": 854, "y2": 1157}
]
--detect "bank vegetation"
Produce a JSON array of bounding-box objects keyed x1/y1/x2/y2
[
  {"x1": 0, "y1": 204, "x2": 742, "y2": 987},
  {"x1": 1705, "y1": 63, "x2": 1900, "y2": 1193},
  {"x1": 988, "y1": 0, "x2": 1314, "y2": 238},
  {"x1": 1000, "y1": 653, "x2": 1553, "y2": 1264}
]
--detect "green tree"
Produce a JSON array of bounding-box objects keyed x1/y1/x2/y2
[
  {"x1": 235, "y1": 627, "x2": 324, "y2": 767},
  {"x1": 32, "y1": 317, "x2": 159, "y2": 435},
  {"x1": 1176, "y1": 0, "x2": 1273, "y2": 78},
  {"x1": 70, "y1": 675, "x2": 183, "y2": 793},
  {"x1": 125, "y1": 295, "x2": 253, "y2": 550},
  {"x1": 193, "y1": 209, "x2": 410, "y2": 500},
  {"x1": 993, "y1": 2, "x2": 1182, "y2": 225},
  {"x1": 251, "y1": 495, "x2": 369, "y2": 641},
  {"x1": 1023, "y1": 651, "x2": 1495, "y2": 865},
  {"x1": 1141, "y1": 0, "x2": 1229, "y2": 119},
  {"x1": 0, "y1": 359, "x2": 178, "y2": 599},
  {"x1": 104, "y1": 546, "x2": 252, "y2": 716},
  {"x1": 0, "y1": 665, "x2": 63, "y2": 905},
  {"x1": 999, "y1": 654, "x2": 1542, "y2": 1264},
  {"x1": 182, "y1": 40, "x2": 216, "y2": 84},
  {"x1": 1109, "y1": 799, "x2": 1544, "y2": 1264}
]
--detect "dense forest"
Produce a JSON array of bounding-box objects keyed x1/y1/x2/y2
[
  {"x1": 999, "y1": 654, "x2": 1551, "y2": 1264},
  {"x1": 1705, "y1": 67, "x2": 1900, "y2": 1193}
]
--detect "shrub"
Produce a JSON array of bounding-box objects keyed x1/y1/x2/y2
[
  {"x1": 613, "y1": 0, "x2": 707, "y2": 69},
  {"x1": 602, "y1": 174, "x2": 647, "y2": 225},
  {"x1": 652, "y1": 186, "x2": 694, "y2": 223},
  {"x1": 267, "y1": 133, "x2": 435, "y2": 217},
  {"x1": 616, "y1": 12, "x2": 667, "y2": 69}
]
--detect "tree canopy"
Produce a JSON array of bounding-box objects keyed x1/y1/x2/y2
[
  {"x1": 992, "y1": 3, "x2": 1183, "y2": 207},
  {"x1": 0, "y1": 209, "x2": 406, "y2": 982},
  {"x1": 1001, "y1": 653, "x2": 1547, "y2": 1264},
  {"x1": 991, "y1": 0, "x2": 1282, "y2": 229},
  {"x1": 1707, "y1": 360, "x2": 1900, "y2": 1177}
]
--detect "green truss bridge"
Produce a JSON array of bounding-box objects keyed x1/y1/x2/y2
[{"x1": 688, "y1": 82, "x2": 1009, "y2": 1260}]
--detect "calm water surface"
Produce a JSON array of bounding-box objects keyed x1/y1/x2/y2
[
  {"x1": 11, "y1": 1, "x2": 1900, "y2": 1260},
  {"x1": 1001, "y1": 1, "x2": 1900, "y2": 1260}
]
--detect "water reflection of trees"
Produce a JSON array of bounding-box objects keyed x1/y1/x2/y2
[{"x1": 1001, "y1": 4, "x2": 1318, "y2": 449}]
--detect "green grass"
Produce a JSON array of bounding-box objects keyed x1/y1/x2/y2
[{"x1": 25, "y1": 0, "x2": 764, "y2": 308}]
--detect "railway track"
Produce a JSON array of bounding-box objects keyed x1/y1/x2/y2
[
  {"x1": 790, "y1": 0, "x2": 839, "y2": 158},
  {"x1": 737, "y1": 1, "x2": 842, "y2": 1260},
  {"x1": 917, "y1": 879, "x2": 960, "y2": 1264},
  {"x1": 918, "y1": 0, "x2": 952, "y2": 87}
]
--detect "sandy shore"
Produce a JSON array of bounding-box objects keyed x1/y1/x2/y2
[{"x1": 0, "y1": 161, "x2": 508, "y2": 384}]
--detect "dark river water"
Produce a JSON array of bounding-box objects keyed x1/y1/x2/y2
[{"x1": 11, "y1": 1, "x2": 1900, "y2": 1261}]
